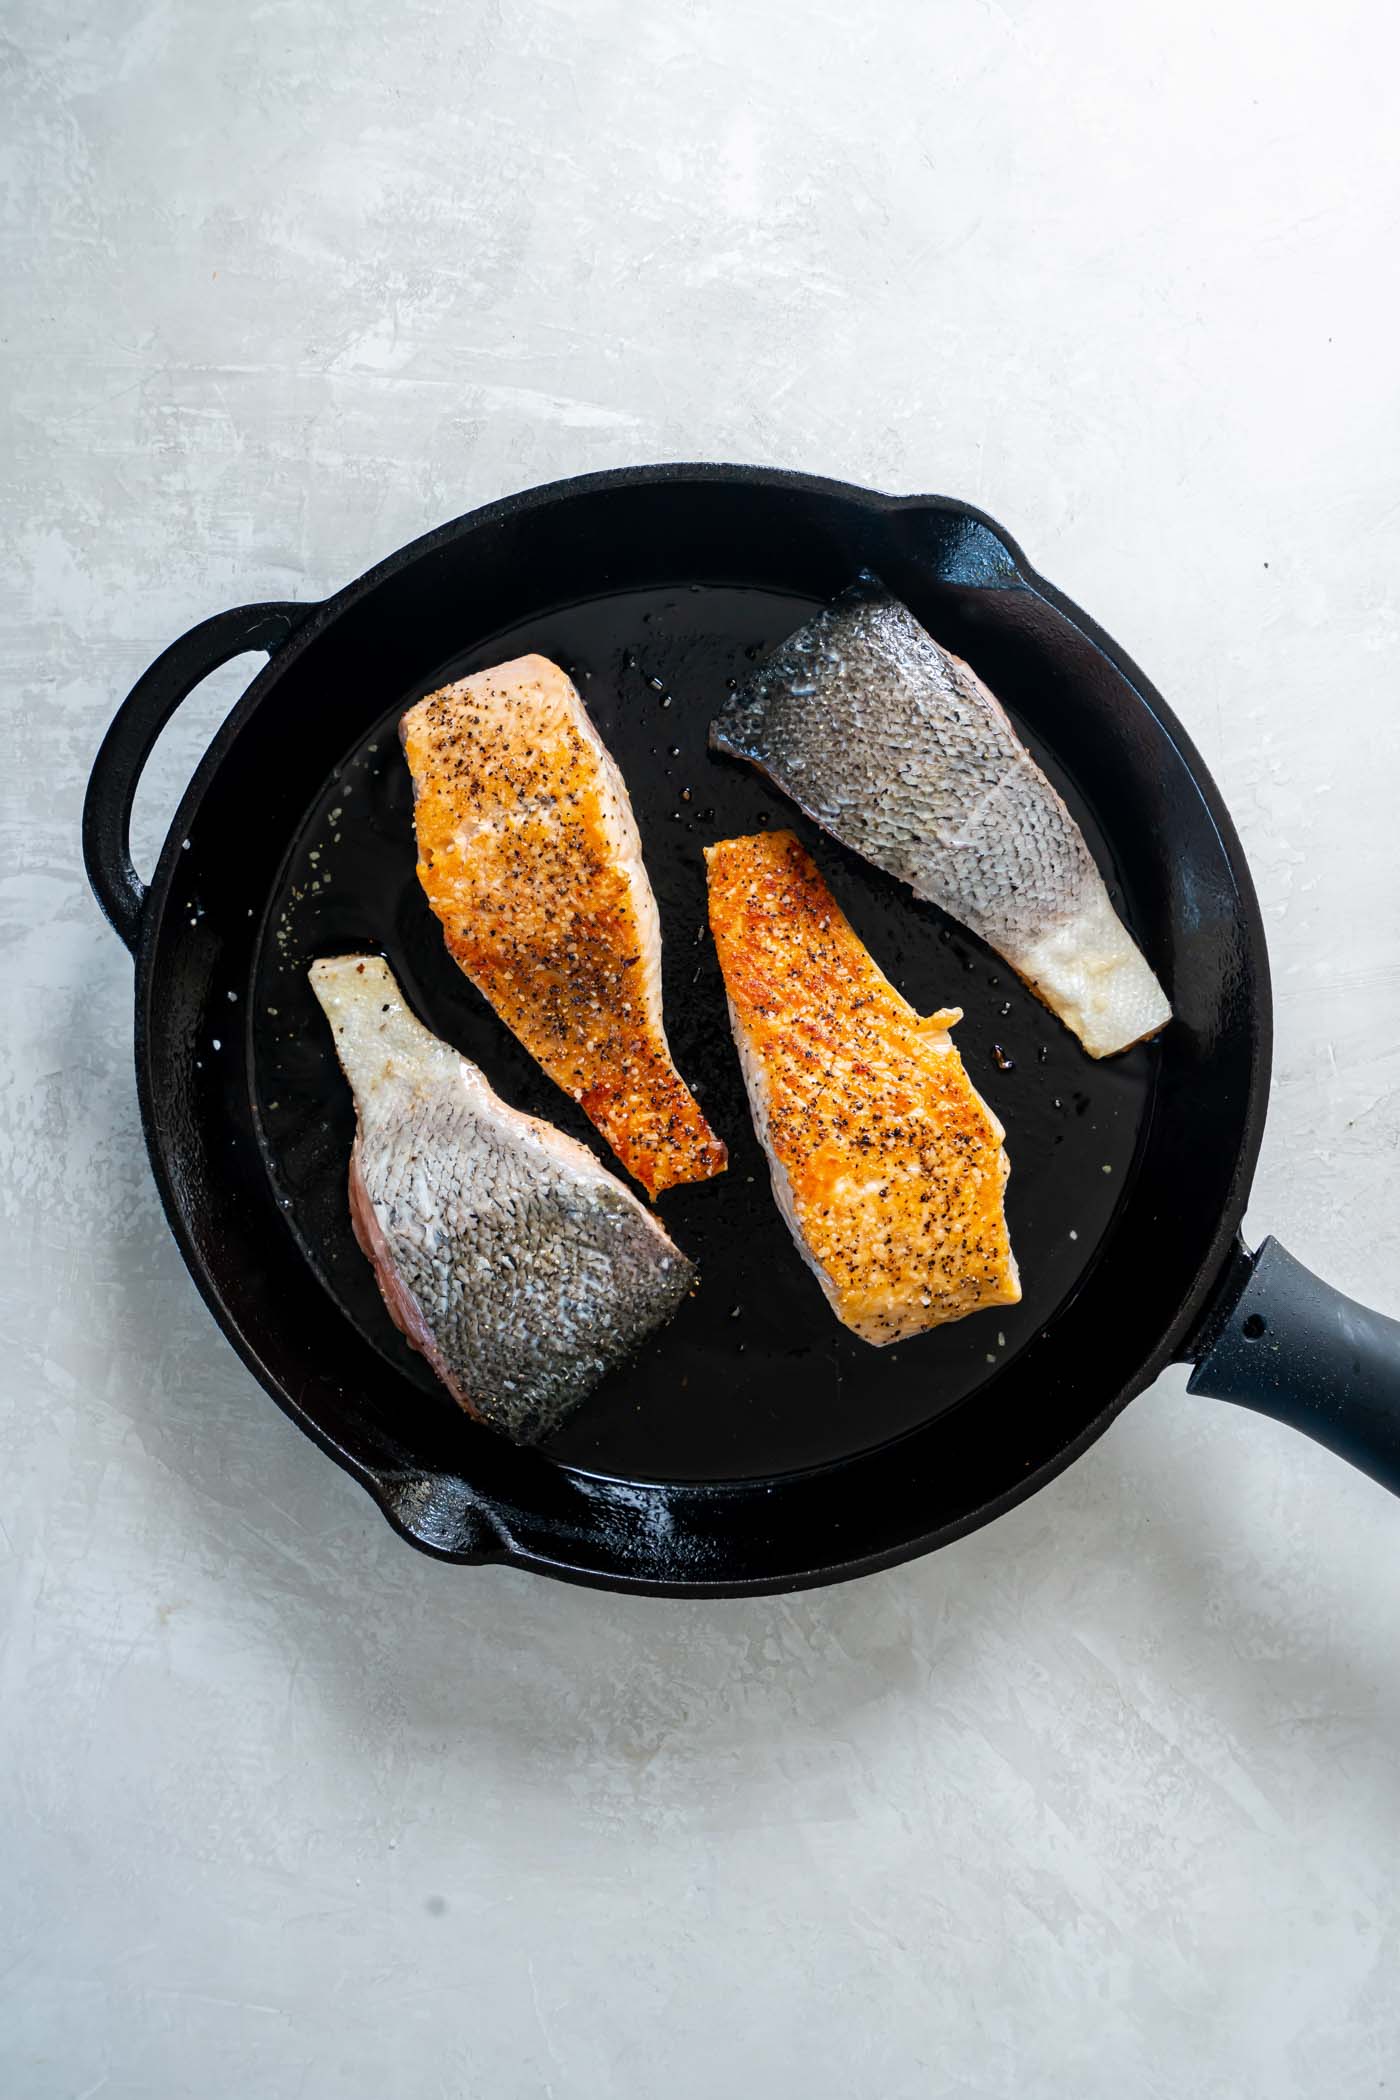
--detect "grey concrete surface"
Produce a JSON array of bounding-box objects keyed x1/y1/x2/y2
[{"x1": 3, "y1": 2, "x2": 1399, "y2": 2094}]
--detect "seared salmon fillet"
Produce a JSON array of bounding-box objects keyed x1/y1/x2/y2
[
  {"x1": 310, "y1": 956, "x2": 695, "y2": 1444},
  {"x1": 711, "y1": 576, "x2": 1171, "y2": 1059},
  {"x1": 402, "y1": 655, "x2": 726, "y2": 1198},
  {"x1": 705, "y1": 830, "x2": 1020, "y2": 1343}
]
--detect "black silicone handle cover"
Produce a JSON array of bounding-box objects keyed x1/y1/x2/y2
[{"x1": 1190, "y1": 1237, "x2": 1400, "y2": 1493}]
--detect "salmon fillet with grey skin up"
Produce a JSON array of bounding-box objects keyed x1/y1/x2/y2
[
  {"x1": 706, "y1": 831, "x2": 1020, "y2": 1344},
  {"x1": 309, "y1": 956, "x2": 694, "y2": 1445},
  {"x1": 402, "y1": 656, "x2": 726, "y2": 1198},
  {"x1": 710, "y1": 575, "x2": 1171, "y2": 1059}
]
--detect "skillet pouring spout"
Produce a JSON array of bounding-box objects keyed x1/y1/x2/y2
[{"x1": 1188, "y1": 1237, "x2": 1400, "y2": 1493}]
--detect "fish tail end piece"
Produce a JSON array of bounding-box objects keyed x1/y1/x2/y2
[
  {"x1": 1016, "y1": 888, "x2": 1172, "y2": 1059},
  {"x1": 579, "y1": 1071, "x2": 728, "y2": 1199}
]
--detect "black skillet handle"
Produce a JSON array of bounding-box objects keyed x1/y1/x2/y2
[
  {"x1": 82, "y1": 601, "x2": 315, "y2": 953},
  {"x1": 1188, "y1": 1237, "x2": 1400, "y2": 1492}
]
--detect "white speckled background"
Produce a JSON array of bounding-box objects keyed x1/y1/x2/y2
[{"x1": 4, "y1": 2, "x2": 1400, "y2": 2093}]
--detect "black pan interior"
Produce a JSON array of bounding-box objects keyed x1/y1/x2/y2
[
  {"x1": 250, "y1": 585, "x2": 1156, "y2": 1486},
  {"x1": 139, "y1": 473, "x2": 1263, "y2": 1589}
]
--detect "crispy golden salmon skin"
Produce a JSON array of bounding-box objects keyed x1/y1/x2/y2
[
  {"x1": 706, "y1": 831, "x2": 1020, "y2": 1344},
  {"x1": 402, "y1": 655, "x2": 726, "y2": 1198},
  {"x1": 711, "y1": 576, "x2": 1171, "y2": 1059},
  {"x1": 310, "y1": 955, "x2": 694, "y2": 1444}
]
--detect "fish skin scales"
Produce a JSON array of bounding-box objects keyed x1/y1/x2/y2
[
  {"x1": 310, "y1": 955, "x2": 694, "y2": 1445},
  {"x1": 710, "y1": 575, "x2": 1171, "y2": 1059}
]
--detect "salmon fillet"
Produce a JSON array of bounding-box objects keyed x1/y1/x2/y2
[
  {"x1": 402, "y1": 655, "x2": 726, "y2": 1198},
  {"x1": 705, "y1": 830, "x2": 1021, "y2": 1344},
  {"x1": 711, "y1": 575, "x2": 1171, "y2": 1059},
  {"x1": 309, "y1": 956, "x2": 694, "y2": 1444}
]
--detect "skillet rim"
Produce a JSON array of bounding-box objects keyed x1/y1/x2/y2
[{"x1": 126, "y1": 463, "x2": 1272, "y2": 1593}]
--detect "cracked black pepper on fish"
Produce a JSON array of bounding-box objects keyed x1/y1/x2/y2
[
  {"x1": 705, "y1": 830, "x2": 1020, "y2": 1344},
  {"x1": 401, "y1": 654, "x2": 726, "y2": 1196}
]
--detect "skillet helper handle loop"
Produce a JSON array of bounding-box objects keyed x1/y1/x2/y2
[
  {"x1": 1189, "y1": 1237, "x2": 1400, "y2": 1494},
  {"x1": 82, "y1": 601, "x2": 312, "y2": 954}
]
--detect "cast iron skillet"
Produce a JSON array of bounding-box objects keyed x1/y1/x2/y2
[{"x1": 82, "y1": 465, "x2": 1400, "y2": 1594}]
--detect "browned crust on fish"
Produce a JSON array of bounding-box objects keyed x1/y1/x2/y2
[
  {"x1": 706, "y1": 830, "x2": 1020, "y2": 1342},
  {"x1": 402, "y1": 656, "x2": 726, "y2": 1198}
]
